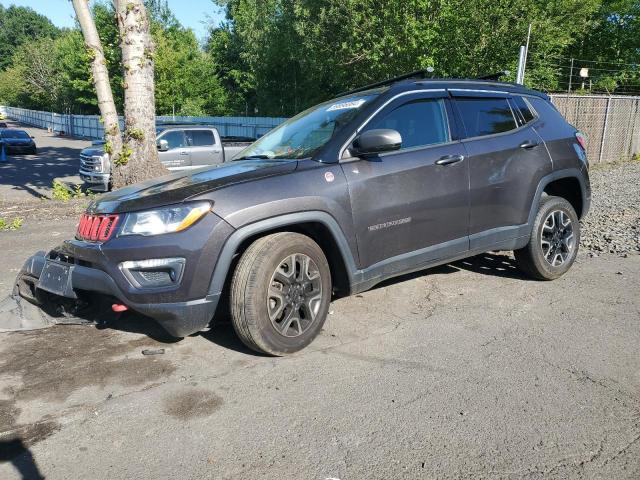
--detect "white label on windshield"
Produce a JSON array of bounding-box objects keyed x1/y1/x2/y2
[{"x1": 326, "y1": 99, "x2": 366, "y2": 112}]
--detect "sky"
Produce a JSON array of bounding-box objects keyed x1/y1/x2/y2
[{"x1": 0, "y1": 0, "x2": 226, "y2": 41}]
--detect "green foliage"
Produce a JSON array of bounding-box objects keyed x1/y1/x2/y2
[
  {"x1": 126, "y1": 127, "x2": 145, "y2": 140},
  {"x1": 209, "y1": 0, "x2": 604, "y2": 116},
  {"x1": 2, "y1": 0, "x2": 639, "y2": 117},
  {"x1": 0, "y1": 5, "x2": 59, "y2": 70},
  {"x1": 114, "y1": 145, "x2": 133, "y2": 166},
  {"x1": 51, "y1": 181, "x2": 88, "y2": 201},
  {"x1": 0, "y1": 217, "x2": 24, "y2": 231}
]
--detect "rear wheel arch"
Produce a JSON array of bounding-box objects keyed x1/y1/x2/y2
[
  {"x1": 528, "y1": 170, "x2": 588, "y2": 225},
  {"x1": 543, "y1": 176, "x2": 584, "y2": 218}
]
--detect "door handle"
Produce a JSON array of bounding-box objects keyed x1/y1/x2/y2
[
  {"x1": 520, "y1": 140, "x2": 539, "y2": 149},
  {"x1": 435, "y1": 154, "x2": 465, "y2": 166},
  {"x1": 179, "y1": 150, "x2": 189, "y2": 155}
]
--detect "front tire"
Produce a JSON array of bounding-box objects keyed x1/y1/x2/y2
[
  {"x1": 230, "y1": 232, "x2": 332, "y2": 355},
  {"x1": 514, "y1": 196, "x2": 580, "y2": 280}
]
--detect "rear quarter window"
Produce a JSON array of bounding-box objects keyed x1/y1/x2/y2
[
  {"x1": 455, "y1": 97, "x2": 517, "y2": 138},
  {"x1": 512, "y1": 96, "x2": 535, "y2": 124}
]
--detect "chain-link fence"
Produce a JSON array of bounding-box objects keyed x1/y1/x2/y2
[
  {"x1": 0, "y1": 106, "x2": 287, "y2": 140},
  {"x1": 550, "y1": 94, "x2": 640, "y2": 164}
]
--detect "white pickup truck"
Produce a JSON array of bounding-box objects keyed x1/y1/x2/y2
[{"x1": 79, "y1": 124, "x2": 253, "y2": 191}]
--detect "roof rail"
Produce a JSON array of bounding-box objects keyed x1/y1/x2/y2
[
  {"x1": 477, "y1": 70, "x2": 511, "y2": 81},
  {"x1": 337, "y1": 68, "x2": 435, "y2": 97}
]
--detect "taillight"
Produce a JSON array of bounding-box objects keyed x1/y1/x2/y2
[
  {"x1": 76, "y1": 213, "x2": 119, "y2": 242},
  {"x1": 575, "y1": 131, "x2": 587, "y2": 152}
]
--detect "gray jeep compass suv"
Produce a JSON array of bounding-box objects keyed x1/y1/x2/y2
[{"x1": 16, "y1": 72, "x2": 590, "y2": 355}]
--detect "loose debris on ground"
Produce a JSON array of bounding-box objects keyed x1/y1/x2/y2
[{"x1": 581, "y1": 160, "x2": 640, "y2": 257}]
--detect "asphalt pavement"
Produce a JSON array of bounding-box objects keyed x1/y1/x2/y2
[
  {"x1": 0, "y1": 123, "x2": 638, "y2": 479},
  {"x1": 0, "y1": 222, "x2": 638, "y2": 478},
  {"x1": 0, "y1": 120, "x2": 89, "y2": 202}
]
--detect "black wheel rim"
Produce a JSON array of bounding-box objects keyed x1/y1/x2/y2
[
  {"x1": 267, "y1": 253, "x2": 323, "y2": 338},
  {"x1": 540, "y1": 210, "x2": 575, "y2": 267}
]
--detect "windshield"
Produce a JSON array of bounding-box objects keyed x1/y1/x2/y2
[
  {"x1": 236, "y1": 93, "x2": 380, "y2": 160},
  {"x1": 1, "y1": 130, "x2": 29, "y2": 139}
]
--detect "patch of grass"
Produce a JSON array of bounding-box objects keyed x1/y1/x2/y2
[
  {"x1": 51, "y1": 181, "x2": 92, "y2": 202},
  {"x1": 0, "y1": 217, "x2": 24, "y2": 231}
]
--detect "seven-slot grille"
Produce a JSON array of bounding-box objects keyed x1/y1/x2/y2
[
  {"x1": 76, "y1": 213, "x2": 120, "y2": 242},
  {"x1": 80, "y1": 154, "x2": 102, "y2": 172}
]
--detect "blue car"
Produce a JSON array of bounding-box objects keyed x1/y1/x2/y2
[{"x1": 0, "y1": 128, "x2": 37, "y2": 154}]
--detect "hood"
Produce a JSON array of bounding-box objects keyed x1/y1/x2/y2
[
  {"x1": 88, "y1": 159, "x2": 298, "y2": 214},
  {"x1": 81, "y1": 146, "x2": 106, "y2": 157}
]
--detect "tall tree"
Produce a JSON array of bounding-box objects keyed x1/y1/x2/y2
[
  {"x1": 113, "y1": 0, "x2": 166, "y2": 187},
  {"x1": 71, "y1": 0, "x2": 123, "y2": 170},
  {"x1": 0, "y1": 5, "x2": 59, "y2": 70}
]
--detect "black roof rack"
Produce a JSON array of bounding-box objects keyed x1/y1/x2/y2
[
  {"x1": 337, "y1": 68, "x2": 435, "y2": 97},
  {"x1": 477, "y1": 70, "x2": 511, "y2": 81}
]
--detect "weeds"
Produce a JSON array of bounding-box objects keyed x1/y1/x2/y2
[
  {"x1": 52, "y1": 181, "x2": 91, "y2": 201},
  {"x1": 0, "y1": 217, "x2": 24, "y2": 231}
]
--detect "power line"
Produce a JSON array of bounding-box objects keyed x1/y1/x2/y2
[{"x1": 535, "y1": 54, "x2": 640, "y2": 68}]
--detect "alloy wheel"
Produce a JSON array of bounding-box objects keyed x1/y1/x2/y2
[
  {"x1": 540, "y1": 210, "x2": 575, "y2": 267},
  {"x1": 267, "y1": 253, "x2": 323, "y2": 337}
]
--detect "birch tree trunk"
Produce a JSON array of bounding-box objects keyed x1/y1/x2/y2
[
  {"x1": 113, "y1": 0, "x2": 167, "y2": 188},
  {"x1": 71, "y1": 0, "x2": 122, "y2": 166}
]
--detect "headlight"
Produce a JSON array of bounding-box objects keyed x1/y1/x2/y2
[{"x1": 120, "y1": 201, "x2": 212, "y2": 236}]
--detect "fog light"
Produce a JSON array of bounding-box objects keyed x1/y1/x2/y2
[{"x1": 119, "y1": 257, "x2": 185, "y2": 289}]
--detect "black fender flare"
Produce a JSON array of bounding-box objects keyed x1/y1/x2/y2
[
  {"x1": 207, "y1": 211, "x2": 359, "y2": 296},
  {"x1": 526, "y1": 168, "x2": 591, "y2": 227}
]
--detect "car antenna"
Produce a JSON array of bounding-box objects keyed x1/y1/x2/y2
[
  {"x1": 477, "y1": 70, "x2": 511, "y2": 81},
  {"x1": 338, "y1": 67, "x2": 436, "y2": 97}
]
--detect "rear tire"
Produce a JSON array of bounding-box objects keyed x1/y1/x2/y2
[
  {"x1": 230, "y1": 232, "x2": 332, "y2": 355},
  {"x1": 514, "y1": 196, "x2": 580, "y2": 280}
]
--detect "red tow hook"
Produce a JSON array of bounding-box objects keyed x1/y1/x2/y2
[{"x1": 111, "y1": 304, "x2": 129, "y2": 313}]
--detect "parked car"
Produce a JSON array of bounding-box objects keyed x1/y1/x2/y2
[
  {"x1": 0, "y1": 128, "x2": 36, "y2": 154},
  {"x1": 79, "y1": 124, "x2": 253, "y2": 191},
  {"x1": 17, "y1": 72, "x2": 590, "y2": 355},
  {"x1": 0, "y1": 122, "x2": 8, "y2": 128}
]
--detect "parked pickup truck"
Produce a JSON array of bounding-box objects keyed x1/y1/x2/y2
[{"x1": 79, "y1": 124, "x2": 253, "y2": 191}]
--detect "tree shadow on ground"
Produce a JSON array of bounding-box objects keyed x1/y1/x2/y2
[
  {"x1": 0, "y1": 439, "x2": 45, "y2": 480},
  {"x1": 0, "y1": 146, "x2": 81, "y2": 199}
]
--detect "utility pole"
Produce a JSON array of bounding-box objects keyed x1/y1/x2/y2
[
  {"x1": 516, "y1": 23, "x2": 532, "y2": 85},
  {"x1": 516, "y1": 46, "x2": 526, "y2": 84},
  {"x1": 568, "y1": 58, "x2": 574, "y2": 93}
]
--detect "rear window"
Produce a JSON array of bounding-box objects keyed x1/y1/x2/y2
[
  {"x1": 512, "y1": 96, "x2": 535, "y2": 124},
  {"x1": 188, "y1": 129, "x2": 215, "y2": 147},
  {"x1": 455, "y1": 97, "x2": 517, "y2": 137}
]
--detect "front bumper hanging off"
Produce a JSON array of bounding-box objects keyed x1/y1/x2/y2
[{"x1": 14, "y1": 251, "x2": 220, "y2": 338}]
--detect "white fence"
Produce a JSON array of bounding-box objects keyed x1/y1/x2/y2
[
  {"x1": 3, "y1": 96, "x2": 639, "y2": 164},
  {"x1": 0, "y1": 105, "x2": 287, "y2": 140}
]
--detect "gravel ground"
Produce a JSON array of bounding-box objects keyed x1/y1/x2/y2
[{"x1": 581, "y1": 161, "x2": 640, "y2": 256}]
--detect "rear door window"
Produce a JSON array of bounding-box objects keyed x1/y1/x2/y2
[
  {"x1": 187, "y1": 129, "x2": 215, "y2": 147},
  {"x1": 455, "y1": 97, "x2": 517, "y2": 138},
  {"x1": 364, "y1": 98, "x2": 450, "y2": 150}
]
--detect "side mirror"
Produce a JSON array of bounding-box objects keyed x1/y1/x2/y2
[
  {"x1": 30, "y1": 135, "x2": 35, "y2": 139},
  {"x1": 157, "y1": 139, "x2": 169, "y2": 151},
  {"x1": 351, "y1": 129, "x2": 402, "y2": 157}
]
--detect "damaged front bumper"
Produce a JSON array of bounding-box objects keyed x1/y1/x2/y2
[{"x1": 14, "y1": 251, "x2": 220, "y2": 338}]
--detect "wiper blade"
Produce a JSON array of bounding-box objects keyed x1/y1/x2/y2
[{"x1": 234, "y1": 154, "x2": 272, "y2": 160}]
